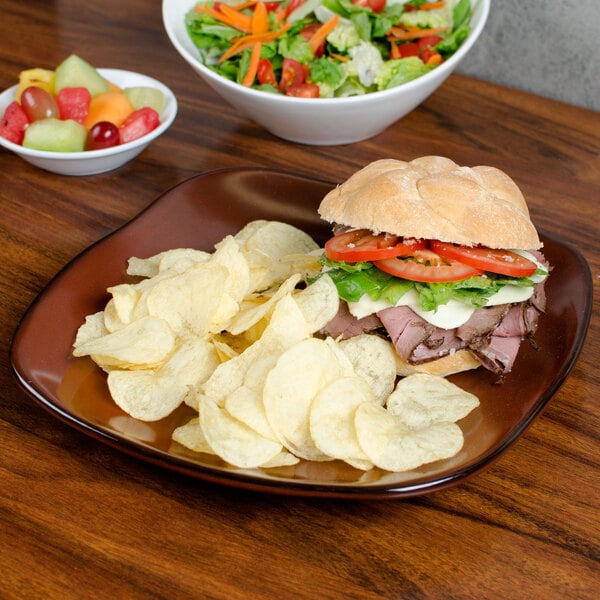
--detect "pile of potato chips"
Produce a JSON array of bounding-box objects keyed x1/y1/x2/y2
[{"x1": 73, "y1": 220, "x2": 479, "y2": 472}]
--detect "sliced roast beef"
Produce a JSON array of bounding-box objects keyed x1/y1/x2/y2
[
  {"x1": 530, "y1": 280, "x2": 547, "y2": 313},
  {"x1": 493, "y1": 303, "x2": 540, "y2": 338},
  {"x1": 321, "y1": 301, "x2": 382, "y2": 340},
  {"x1": 377, "y1": 306, "x2": 432, "y2": 360},
  {"x1": 456, "y1": 305, "x2": 509, "y2": 346},
  {"x1": 411, "y1": 329, "x2": 466, "y2": 363},
  {"x1": 471, "y1": 335, "x2": 522, "y2": 376},
  {"x1": 321, "y1": 274, "x2": 548, "y2": 378}
]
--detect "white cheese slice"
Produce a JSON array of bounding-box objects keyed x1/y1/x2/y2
[
  {"x1": 345, "y1": 249, "x2": 548, "y2": 329},
  {"x1": 348, "y1": 283, "x2": 537, "y2": 329}
]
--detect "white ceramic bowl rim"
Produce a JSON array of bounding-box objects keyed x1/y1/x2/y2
[
  {"x1": 163, "y1": 0, "x2": 490, "y2": 106},
  {"x1": 0, "y1": 68, "x2": 177, "y2": 161}
]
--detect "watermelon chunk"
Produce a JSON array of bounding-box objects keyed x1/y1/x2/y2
[
  {"x1": 0, "y1": 101, "x2": 30, "y2": 144},
  {"x1": 56, "y1": 87, "x2": 91, "y2": 124},
  {"x1": 119, "y1": 107, "x2": 160, "y2": 144}
]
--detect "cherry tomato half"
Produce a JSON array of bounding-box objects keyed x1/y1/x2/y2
[
  {"x1": 257, "y1": 58, "x2": 277, "y2": 86},
  {"x1": 285, "y1": 82, "x2": 320, "y2": 97},
  {"x1": 375, "y1": 249, "x2": 483, "y2": 282},
  {"x1": 352, "y1": 0, "x2": 386, "y2": 12},
  {"x1": 279, "y1": 58, "x2": 305, "y2": 91},
  {"x1": 325, "y1": 229, "x2": 427, "y2": 262},
  {"x1": 417, "y1": 36, "x2": 443, "y2": 50},
  {"x1": 286, "y1": 0, "x2": 305, "y2": 17},
  {"x1": 397, "y1": 42, "x2": 420, "y2": 58},
  {"x1": 429, "y1": 241, "x2": 538, "y2": 278}
]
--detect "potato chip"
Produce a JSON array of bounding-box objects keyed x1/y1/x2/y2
[
  {"x1": 278, "y1": 249, "x2": 323, "y2": 280},
  {"x1": 72, "y1": 315, "x2": 175, "y2": 369},
  {"x1": 199, "y1": 395, "x2": 283, "y2": 468},
  {"x1": 145, "y1": 262, "x2": 228, "y2": 336},
  {"x1": 108, "y1": 369, "x2": 188, "y2": 421},
  {"x1": 235, "y1": 220, "x2": 320, "y2": 291},
  {"x1": 172, "y1": 417, "x2": 215, "y2": 455},
  {"x1": 263, "y1": 337, "x2": 354, "y2": 461},
  {"x1": 260, "y1": 451, "x2": 300, "y2": 468},
  {"x1": 73, "y1": 311, "x2": 107, "y2": 348},
  {"x1": 387, "y1": 373, "x2": 480, "y2": 429},
  {"x1": 337, "y1": 334, "x2": 397, "y2": 406},
  {"x1": 292, "y1": 273, "x2": 340, "y2": 334},
  {"x1": 201, "y1": 293, "x2": 310, "y2": 403},
  {"x1": 309, "y1": 376, "x2": 375, "y2": 470},
  {"x1": 210, "y1": 235, "x2": 252, "y2": 302},
  {"x1": 223, "y1": 385, "x2": 277, "y2": 441},
  {"x1": 127, "y1": 248, "x2": 211, "y2": 278},
  {"x1": 354, "y1": 402, "x2": 464, "y2": 472},
  {"x1": 102, "y1": 284, "x2": 141, "y2": 331},
  {"x1": 225, "y1": 273, "x2": 302, "y2": 335},
  {"x1": 156, "y1": 337, "x2": 220, "y2": 388}
]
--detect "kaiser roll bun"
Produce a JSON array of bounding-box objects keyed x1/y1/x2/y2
[
  {"x1": 318, "y1": 157, "x2": 542, "y2": 250},
  {"x1": 393, "y1": 348, "x2": 482, "y2": 377}
]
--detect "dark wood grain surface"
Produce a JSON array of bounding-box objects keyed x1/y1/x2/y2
[{"x1": 1, "y1": 1, "x2": 598, "y2": 598}]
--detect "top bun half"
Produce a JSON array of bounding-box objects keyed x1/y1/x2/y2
[{"x1": 318, "y1": 157, "x2": 542, "y2": 249}]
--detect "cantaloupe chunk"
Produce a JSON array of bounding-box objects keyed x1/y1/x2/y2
[{"x1": 84, "y1": 91, "x2": 134, "y2": 129}]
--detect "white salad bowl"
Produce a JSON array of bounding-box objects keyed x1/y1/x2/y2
[
  {"x1": 163, "y1": 0, "x2": 489, "y2": 145},
  {"x1": 0, "y1": 69, "x2": 177, "y2": 176}
]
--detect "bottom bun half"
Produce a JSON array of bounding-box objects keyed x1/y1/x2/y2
[{"x1": 393, "y1": 349, "x2": 482, "y2": 377}]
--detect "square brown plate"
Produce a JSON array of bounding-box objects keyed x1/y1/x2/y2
[{"x1": 10, "y1": 168, "x2": 593, "y2": 499}]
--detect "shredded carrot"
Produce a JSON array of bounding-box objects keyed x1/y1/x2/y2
[
  {"x1": 232, "y1": 1, "x2": 259, "y2": 9},
  {"x1": 242, "y1": 42, "x2": 263, "y2": 86},
  {"x1": 420, "y1": 1, "x2": 446, "y2": 10},
  {"x1": 330, "y1": 52, "x2": 349, "y2": 62},
  {"x1": 218, "y1": 22, "x2": 292, "y2": 62},
  {"x1": 308, "y1": 15, "x2": 339, "y2": 55},
  {"x1": 251, "y1": 1, "x2": 268, "y2": 35},
  {"x1": 195, "y1": 5, "x2": 252, "y2": 33},
  {"x1": 389, "y1": 41, "x2": 400, "y2": 60},
  {"x1": 387, "y1": 26, "x2": 449, "y2": 41},
  {"x1": 220, "y1": 4, "x2": 253, "y2": 31}
]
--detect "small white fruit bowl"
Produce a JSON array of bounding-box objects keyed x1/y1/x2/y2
[{"x1": 0, "y1": 69, "x2": 177, "y2": 176}]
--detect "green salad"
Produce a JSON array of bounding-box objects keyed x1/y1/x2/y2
[{"x1": 185, "y1": 0, "x2": 472, "y2": 98}]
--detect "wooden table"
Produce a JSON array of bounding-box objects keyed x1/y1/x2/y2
[{"x1": 1, "y1": 1, "x2": 598, "y2": 598}]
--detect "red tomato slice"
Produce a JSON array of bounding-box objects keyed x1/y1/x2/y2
[
  {"x1": 375, "y1": 249, "x2": 483, "y2": 282},
  {"x1": 430, "y1": 241, "x2": 538, "y2": 277},
  {"x1": 325, "y1": 229, "x2": 427, "y2": 262},
  {"x1": 417, "y1": 35, "x2": 443, "y2": 50},
  {"x1": 352, "y1": 0, "x2": 386, "y2": 12},
  {"x1": 257, "y1": 58, "x2": 276, "y2": 85},
  {"x1": 279, "y1": 58, "x2": 305, "y2": 91},
  {"x1": 397, "y1": 42, "x2": 420, "y2": 58},
  {"x1": 286, "y1": 0, "x2": 305, "y2": 17},
  {"x1": 285, "y1": 82, "x2": 320, "y2": 97}
]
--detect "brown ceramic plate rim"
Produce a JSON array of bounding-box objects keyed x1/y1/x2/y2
[{"x1": 10, "y1": 167, "x2": 593, "y2": 499}]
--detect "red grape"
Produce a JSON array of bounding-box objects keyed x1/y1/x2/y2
[
  {"x1": 86, "y1": 121, "x2": 120, "y2": 150},
  {"x1": 20, "y1": 86, "x2": 59, "y2": 121}
]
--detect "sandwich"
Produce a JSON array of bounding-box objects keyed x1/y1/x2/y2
[{"x1": 317, "y1": 156, "x2": 550, "y2": 378}]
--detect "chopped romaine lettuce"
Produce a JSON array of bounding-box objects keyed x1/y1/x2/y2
[{"x1": 185, "y1": 0, "x2": 472, "y2": 98}]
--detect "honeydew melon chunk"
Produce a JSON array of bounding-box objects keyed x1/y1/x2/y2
[
  {"x1": 22, "y1": 118, "x2": 87, "y2": 152},
  {"x1": 123, "y1": 86, "x2": 165, "y2": 113},
  {"x1": 54, "y1": 54, "x2": 109, "y2": 97}
]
